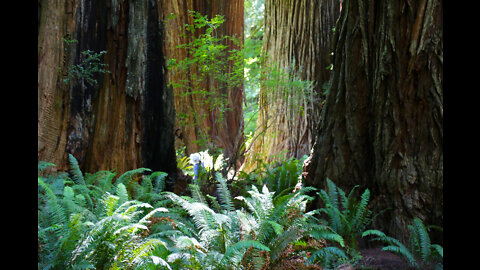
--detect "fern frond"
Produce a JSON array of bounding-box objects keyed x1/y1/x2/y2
[
  {"x1": 149, "y1": 171, "x2": 168, "y2": 193},
  {"x1": 411, "y1": 217, "x2": 431, "y2": 263},
  {"x1": 68, "y1": 153, "x2": 86, "y2": 185},
  {"x1": 362, "y1": 229, "x2": 386, "y2": 238},
  {"x1": 243, "y1": 185, "x2": 275, "y2": 223},
  {"x1": 188, "y1": 184, "x2": 207, "y2": 205},
  {"x1": 431, "y1": 244, "x2": 443, "y2": 259},
  {"x1": 38, "y1": 161, "x2": 56, "y2": 172},
  {"x1": 113, "y1": 223, "x2": 148, "y2": 235},
  {"x1": 269, "y1": 222, "x2": 303, "y2": 262},
  {"x1": 63, "y1": 186, "x2": 78, "y2": 217},
  {"x1": 215, "y1": 173, "x2": 234, "y2": 212},
  {"x1": 114, "y1": 168, "x2": 152, "y2": 189},
  {"x1": 308, "y1": 246, "x2": 348, "y2": 264},
  {"x1": 351, "y1": 188, "x2": 370, "y2": 232},
  {"x1": 38, "y1": 178, "x2": 66, "y2": 225},
  {"x1": 119, "y1": 202, "x2": 154, "y2": 218},
  {"x1": 326, "y1": 178, "x2": 339, "y2": 210},
  {"x1": 165, "y1": 192, "x2": 216, "y2": 234},
  {"x1": 102, "y1": 193, "x2": 120, "y2": 217},
  {"x1": 139, "y1": 207, "x2": 169, "y2": 225},
  {"x1": 96, "y1": 170, "x2": 116, "y2": 191},
  {"x1": 382, "y1": 245, "x2": 417, "y2": 268},
  {"x1": 206, "y1": 194, "x2": 222, "y2": 213},
  {"x1": 317, "y1": 189, "x2": 342, "y2": 232},
  {"x1": 310, "y1": 226, "x2": 345, "y2": 247},
  {"x1": 221, "y1": 240, "x2": 270, "y2": 266},
  {"x1": 115, "y1": 183, "x2": 129, "y2": 206},
  {"x1": 71, "y1": 184, "x2": 94, "y2": 212}
]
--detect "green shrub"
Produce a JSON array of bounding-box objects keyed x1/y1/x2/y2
[
  {"x1": 363, "y1": 218, "x2": 443, "y2": 269},
  {"x1": 38, "y1": 156, "x2": 172, "y2": 270}
]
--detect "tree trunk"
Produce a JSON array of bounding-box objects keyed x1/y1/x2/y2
[
  {"x1": 38, "y1": 0, "x2": 73, "y2": 172},
  {"x1": 160, "y1": 0, "x2": 245, "y2": 168},
  {"x1": 38, "y1": 0, "x2": 177, "y2": 188},
  {"x1": 242, "y1": 0, "x2": 341, "y2": 172},
  {"x1": 304, "y1": 0, "x2": 443, "y2": 244}
]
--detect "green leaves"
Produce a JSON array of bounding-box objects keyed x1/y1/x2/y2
[
  {"x1": 317, "y1": 178, "x2": 373, "y2": 249},
  {"x1": 167, "y1": 11, "x2": 244, "y2": 149},
  {"x1": 221, "y1": 240, "x2": 270, "y2": 265},
  {"x1": 39, "y1": 157, "x2": 441, "y2": 270},
  {"x1": 362, "y1": 219, "x2": 443, "y2": 269}
]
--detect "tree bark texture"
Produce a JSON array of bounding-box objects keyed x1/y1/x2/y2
[
  {"x1": 303, "y1": 0, "x2": 443, "y2": 244},
  {"x1": 242, "y1": 0, "x2": 341, "y2": 172},
  {"x1": 160, "y1": 0, "x2": 245, "y2": 168},
  {"x1": 38, "y1": 0, "x2": 177, "y2": 188}
]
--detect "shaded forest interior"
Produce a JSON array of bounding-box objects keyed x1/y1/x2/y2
[{"x1": 38, "y1": 0, "x2": 442, "y2": 269}]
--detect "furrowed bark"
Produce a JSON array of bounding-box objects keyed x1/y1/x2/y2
[
  {"x1": 243, "y1": 0, "x2": 341, "y2": 171},
  {"x1": 38, "y1": 0, "x2": 177, "y2": 187},
  {"x1": 304, "y1": 0, "x2": 443, "y2": 244},
  {"x1": 160, "y1": 0, "x2": 245, "y2": 168}
]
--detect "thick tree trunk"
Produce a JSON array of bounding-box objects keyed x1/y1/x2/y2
[
  {"x1": 242, "y1": 0, "x2": 341, "y2": 172},
  {"x1": 304, "y1": 0, "x2": 443, "y2": 244},
  {"x1": 38, "y1": 0, "x2": 177, "y2": 187},
  {"x1": 160, "y1": 0, "x2": 245, "y2": 168},
  {"x1": 38, "y1": 0, "x2": 73, "y2": 172}
]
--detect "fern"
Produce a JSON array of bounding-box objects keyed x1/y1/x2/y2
[
  {"x1": 165, "y1": 192, "x2": 217, "y2": 239},
  {"x1": 38, "y1": 178, "x2": 66, "y2": 226},
  {"x1": 317, "y1": 178, "x2": 374, "y2": 250},
  {"x1": 188, "y1": 184, "x2": 208, "y2": 205},
  {"x1": 68, "y1": 153, "x2": 86, "y2": 186},
  {"x1": 221, "y1": 240, "x2": 270, "y2": 266},
  {"x1": 130, "y1": 239, "x2": 172, "y2": 270},
  {"x1": 362, "y1": 218, "x2": 443, "y2": 270},
  {"x1": 114, "y1": 168, "x2": 152, "y2": 189},
  {"x1": 149, "y1": 171, "x2": 168, "y2": 193},
  {"x1": 410, "y1": 217, "x2": 431, "y2": 263},
  {"x1": 215, "y1": 172, "x2": 235, "y2": 212},
  {"x1": 115, "y1": 183, "x2": 129, "y2": 206},
  {"x1": 38, "y1": 161, "x2": 56, "y2": 172},
  {"x1": 308, "y1": 246, "x2": 348, "y2": 267}
]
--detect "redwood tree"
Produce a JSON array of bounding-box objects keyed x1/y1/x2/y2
[
  {"x1": 38, "y1": 0, "x2": 177, "y2": 187},
  {"x1": 304, "y1": 0, "x2": 443, "y2": 244},
  {"x1": 242, "y1": 0, "x2": 341, "y2": 171},
  {"x1": 160, "y1": 0, "x2": 245, "y2": 168}
]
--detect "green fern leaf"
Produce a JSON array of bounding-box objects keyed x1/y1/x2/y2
[
  {"x1": 68, "y1": 153, "x2": 86, "y2": 185},
  {"x1": 115, "y1": 183, "x2": 129, "y2": 206},
  {"x1": 189, "y1": 184, "x2": 207, "y2": 205},
  {"x1": 431, "y1": 244, "x2": 443, "y2": 259},
  {"x1": 38, "y1": 161, "x2": 56, "y2": 172},
  {"x1": 38, "y1": 178, "x2": 66, "y2": 225},
  {"x1": 102, "y1": 194, "x2": 120, "y2": 217},
  {"x1": 382, "y1": 245, "x2": 417, "y2": 268},
  {"x1": 412, "y1": 217, "x2": 431, "y2": 263},
  {"x1": 311, "y1": 228, "x2": 345, "y2": 247},
  {"x1": 150, "y1": 171, "x2": 168, "y2": 193},
  {"x1": 308, "y1": 246, "x2": 347, "y2": 264},
  {"x1": 352, "y1": 188, "x2": 370, "y2": 231},
  {"x1": 221, "y1": 240, "x2": 270, "y2": 265},
  {"x1": 362, "y1": 229, "x2": 386, "y2": 238},
  {"x1": 215, "y1": 173, "x2": 234, "y2": 212},
  {"x1": 115, "y1": 168, "x2": 151, "y2": 189}
]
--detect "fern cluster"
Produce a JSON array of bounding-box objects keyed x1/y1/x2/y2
[
  {"x1": 162, "y1": 171, "x2": 345, "y2": 269},
  {"x1": 363, "y1": 218, "x2": 443, "y2": 269},
  {"x1": 316, "y1": 178, "x2": 374, "y2": 252},
  {"x1": 38, "y1": 155, "x2": 170, "y2": 270},
  {"x1": 234, "y1": 156, "x2": 306, "y2": 201},
  {"x1": 39, "y1": 155, "x2": 442, "y2": 270}
]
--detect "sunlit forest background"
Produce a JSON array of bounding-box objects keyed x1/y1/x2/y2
[{"x1": 38, "y1": 0, "x2": 443, "y2": 269}]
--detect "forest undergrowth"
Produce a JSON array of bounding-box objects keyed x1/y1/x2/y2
[{"x1": 38, "y1": 152, "x2": 443, "y2": 270}]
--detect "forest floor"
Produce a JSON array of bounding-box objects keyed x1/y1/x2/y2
[{"x1": 356, "y1": 248, "x2": 411, "y2": 269}]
